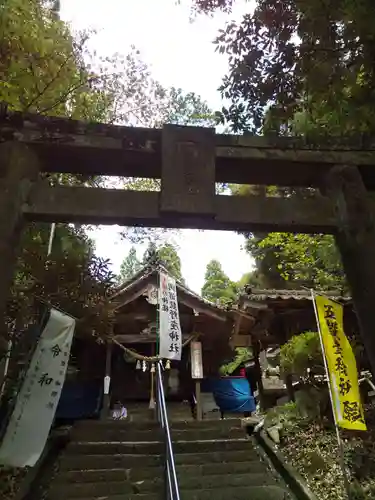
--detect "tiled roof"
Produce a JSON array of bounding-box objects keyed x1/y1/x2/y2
[{"x1": 243, "y1": 288, "x2": 351, "y2": 302}]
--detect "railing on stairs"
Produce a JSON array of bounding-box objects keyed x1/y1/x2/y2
[{"x1": 156, "y1": 361, "x2": 180, "y2": 500}]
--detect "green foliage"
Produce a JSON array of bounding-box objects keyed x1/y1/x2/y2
[
  {"x1": 157, "y1": 243, "x2": 184, "y2": 282},
  {"x1": 138, "y1": 241, "x2": 184, "y2": 282},
  {"x1": 118, "y1": 247, "x2": 141, "y2": 283},
  {"x1": 264, "y1": 401, "x2": 302, "y2": 431},
  {"x1": 279, "y1": 404, "x2": 375, "y2": 500},
  {"x1": 190, "y1": 0, "x2": 237, "y2": 14},
  {"x1": 1, "y1": 0, "x2": 106, "y2": 120},
  {"x1": 142, "y1": 241, "x2": 158, "y2": 264},
  {"x1": 280, "y1": 331, "x2": 323, "y2": 378},
  {"x1": 201, "y1": 259, "x2": 238, "y2": 306},
  {"x1": 220, "y1": 347, "x2": 252, "y2": 375},
  {"x1": 248, "y1": 233, "x2": 346, "y2": 291},
  {"x1": 280, "y1": 332, "x2": 333, "y2": 421},
  {"x1": 163, "y1": 87, "x2": 218, "y2": 127},
  {"x1": 348, "y1": 482, "x2": 375, "y2": 500},
  {"x1": 194, "y1": 0, "x2": 375, "y2": 137},
  {"x1": 0, "y1": 0, "x2": 118, "y2": 344},
  {"x1": 8, "y1": 223, "x2": 116, "y2": 340},
  {"x1": 228, "y1": 184, "x2": 346, "y2": 291}
]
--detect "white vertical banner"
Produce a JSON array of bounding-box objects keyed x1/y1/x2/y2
[
  {"x1": 0, "y1": 309, "x2": 75, "y2": 467},
  {"x1": 159, "y1": 271, "x2": 182, "y2": 361}
]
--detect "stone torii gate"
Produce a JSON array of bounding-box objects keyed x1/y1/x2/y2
[{"x1": 1, "y1": 109, "x2": 375, "y2": 375}]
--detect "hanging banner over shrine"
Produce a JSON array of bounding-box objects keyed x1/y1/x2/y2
[
  {"x1": 314, "y1": 295, "x2": 366, "y2": 431},
  {"x1": 0, "y1": 309, "x2": 75, "y2": 467},
  {"x1": 159, "y1": 271, "x2": 182, "y2": 361}
]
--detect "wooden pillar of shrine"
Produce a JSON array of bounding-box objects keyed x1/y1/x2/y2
[
  {"x1": 0, "y1": 142, "x2": 40, "y2": 355},
  {"x1": 190, "y1": 340, "x2": 203, "y2": 421},
  {"x1": 325, "y1": 164, "x2": 375, "y2": 376},
  {"x1": 101, "y1": 339, "x2": 113, "y2": 419},
  {"x1": 281, "y1": 321, "x2": 295, "y2": 402},
  {"x1": 252, "y1": 339, "x2": 265, "y2": 409}
]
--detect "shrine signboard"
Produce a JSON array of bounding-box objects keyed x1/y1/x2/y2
[
  {"x1": 0, "y1": 309, "x2": 75, "y2": 467},
  {"x1": 190, "y1": 341, "x2": 203, "y2": 379},
  {"x1": 159, "y1": 271, "x2": 182, "y2": 361}
]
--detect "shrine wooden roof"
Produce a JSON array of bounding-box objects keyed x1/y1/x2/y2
[
  {"x1": 242, "y1": 288, "x2": 351, "y2": 306},
  {"x1": 231, "y1": 288, "x2": 354, "y2": 348},
  {"x1": 108, "y1": 262, "x2": 256, "y2": 345},
  {"x1": 110, "y1": 262, "x2": 230, "y2": 322}
]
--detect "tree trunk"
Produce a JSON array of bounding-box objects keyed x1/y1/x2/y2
[{"x1": 325, "y1": 164, "x2": 375, "y2": 377}]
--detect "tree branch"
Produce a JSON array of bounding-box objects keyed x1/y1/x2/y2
[
  {"x1": 38, "y1": 78, "x2": 91, "y2": 115},
  {"x1": 24, "y1": 51, "x2": 77, "y2": 112}
]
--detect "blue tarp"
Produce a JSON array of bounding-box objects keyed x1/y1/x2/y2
[
  {"x1": 55, "y1": 380, "x2": 102, "y2": 420},
  {"x1": 203, "y1": 377, "x2": 256, "y2": 413}
]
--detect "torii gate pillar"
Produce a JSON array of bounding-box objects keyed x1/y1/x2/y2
[
  {"x1": 0, "y1": 142, "x2": 40, "y2": 351},
  {"x1": 325, "y1": 164, "x2": 375, "y2": 376}
]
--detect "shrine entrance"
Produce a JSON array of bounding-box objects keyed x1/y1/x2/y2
[
  {"x1": 100, "y1": 262, "x2": 233, "y2": 421},
  {"x1": 1, "y1": 110, "x2": 375, "y2": 377}
]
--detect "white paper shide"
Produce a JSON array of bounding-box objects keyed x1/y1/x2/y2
[
  {"x1": 0, "y1": 309, "x2": 75, "y2": 467},
  {"x1": 159, "y1": 271, "x2": 182, "y2": 361}
]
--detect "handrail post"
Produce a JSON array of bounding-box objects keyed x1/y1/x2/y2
[{"x1": 156, "y1": 360, "x2": 180, "y2": 500}]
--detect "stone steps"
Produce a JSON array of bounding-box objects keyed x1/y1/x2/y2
[
  {"x1": 65, "y1": 486, "x2": 289, "y2": 500},
  {"x1": 65, "y1": 438, "x2": 253, "y2": 456},
  {"x1": 59, "y1": 449, "x2": 264, "y2": 471},
  {"x1": 71, "y1": 426, "x2": 245, "y2": 442},
  {"x1": 49, "y1": 472, "x2": 278, "y2": 499},
  {"x1": 72, "y1": 417, "x2": 241, "y2": 431},
  {"x1": 56, "y1": 460, "x2": 269, "y2": 483},
  {"x1": 47, "y1": 416, "x2": 293, "y2": 500}
]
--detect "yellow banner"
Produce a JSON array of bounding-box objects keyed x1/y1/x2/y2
[{"x1": 315, "y1": 295, "x2": 366, "y2": 431}]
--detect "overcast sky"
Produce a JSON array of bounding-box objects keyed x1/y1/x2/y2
[{"x1": 60, "y1": 0, "x2": 254, "y2": 293}]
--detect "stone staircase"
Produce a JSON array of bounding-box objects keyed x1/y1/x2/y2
[{"x1": 46, "y1": 416, "x2": 293, "y2": 500}]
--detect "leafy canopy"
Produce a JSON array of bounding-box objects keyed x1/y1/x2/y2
[
  {"x1": 141, "y1": 241, "x2": 184, "y2": 282},
  {"x1": 246, "y1": 233, "x2": 346, "y2": 291},
  {"x1": 117, "y1": 241, "x2": 184, "y2": 283},
  {"x1": 193, "y1": 0, "x2": 375, "y2": 136},
  {"x1": 201, "y1": 259, "x2": 238, "y2": 306},
  {"x1": 117, "y1": 246, "x2": 142, "y2": 284},
  {"x1": 220, "y1": 347, "x2": 252, "y2": 375},
  {"x1": 280, "y1": 331, "x2": 323, "y2": 379}
]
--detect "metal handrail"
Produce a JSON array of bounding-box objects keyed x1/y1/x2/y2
[{"x1": 156, "y1": 361, "x2": 180, "y2": 500}]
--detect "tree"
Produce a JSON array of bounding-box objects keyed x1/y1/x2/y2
[
  {"x1": 141, "y1": 241, "x2": 184, "y2": 282},
  {"x1": 157, "y1": 243, "x2": 184, "y2": 282},
  {"x1": 280, "y1": 331, "x2": 331, "y2": 420},
  {"x1": 193, "y1": 0, "x2": 375, "y2": 137},
  {"x1": 201, "y1": 259, "x2": 238, "y2": 306},
  {"x1": 118, "y1": 247, "x2": 141, "y2": 283},
  {"x1": 237, "y1": 270, "x2": 269, "y2": 289},
  {"x1": 1, "y1": 0, "x2": 108, "y2": 121},
  {"x1": 142, "y1": 241, "x2": 158, "y2": 265},
  {"x1": 163, "y1": 87, "x2": 218, "y2": 127},
  {"x1": 220, "y1": 347, "x2": 252, "y2": 375},
  {"x1": 8, "y1": 222, "x2": 115, "y2": 333},
  {"x1": 227, "y1": 182, "x2": 346, "y2": 291},
  {"x1": 280, "y1": 332, "x2": 323, "y2": 380},
  {"x1": 246, "y1": 233, "x2": 346, "y2": 292}
]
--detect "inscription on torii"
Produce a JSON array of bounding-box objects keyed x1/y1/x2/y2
[{"x1": 161, "y1": 125, "x2": 216, "y2": 215}]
